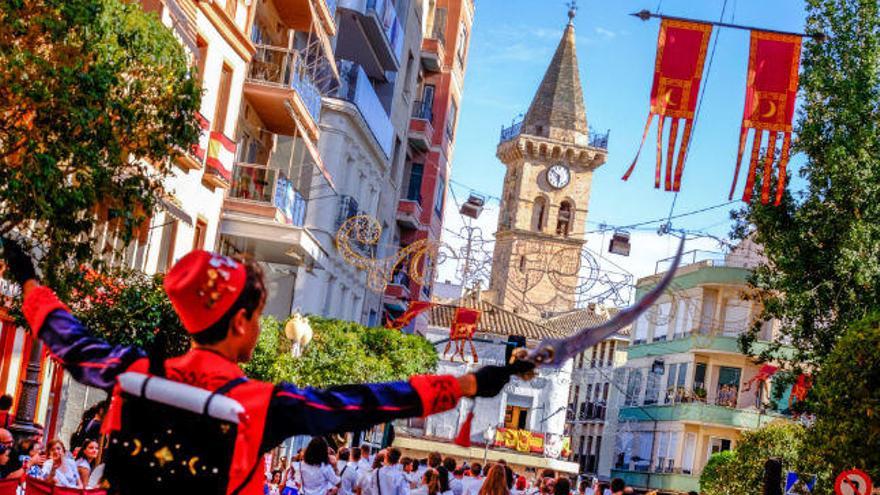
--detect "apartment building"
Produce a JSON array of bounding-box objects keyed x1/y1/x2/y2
[
  {"x1": 384, "y1": 0, "x2": 475, "y2": 327},
  {"x1": 0, "y1": 0, "x2": 257, "y2": 442},
  {"x1": 600, "y1": 244, "x2": 790, "y2": 493}
]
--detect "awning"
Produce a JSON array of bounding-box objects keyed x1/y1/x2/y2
[{"x1": 160, "y1": 196, "x2": 193, "y2": 227}]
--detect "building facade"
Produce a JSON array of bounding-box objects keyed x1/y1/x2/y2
[
  {"x1": 600, "y1": 246, "x2": 790, "y2": 493},
  {"x1": 487, "y1": 10, "x2": 609, "y2": 319},
  {"x1": 384, "y1": 0, "x2": 474, "y2": 327}
]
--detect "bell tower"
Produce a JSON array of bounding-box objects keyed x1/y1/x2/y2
[{"x1": 488, "y1": 8, "x2": 608, "y2": 319}]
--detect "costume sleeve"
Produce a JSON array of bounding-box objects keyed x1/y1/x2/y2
[
  {"x1": 22, "y1": 286, "x2": 146, "y2": 390},
  {"x1": 262, "y1": 374, "x2": 462, "y2": 449}
]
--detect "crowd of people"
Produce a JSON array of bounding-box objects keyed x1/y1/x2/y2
[
  {"x1": 263, "y1": 438, "x2": 682, "y2": 495},
  {"x1": 0, "y1": 423, "x2": 102, "y2": 490}
]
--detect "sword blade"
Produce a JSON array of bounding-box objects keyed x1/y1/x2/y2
[{"x1": 527, "y1": 236, "x2": 686, "y2": 367}]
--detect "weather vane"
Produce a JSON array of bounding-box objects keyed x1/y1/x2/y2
[{"x1": 567, "y1": 0, "x2": 577, "y2": 23}]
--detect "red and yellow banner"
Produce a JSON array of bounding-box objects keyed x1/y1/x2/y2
[
  {"x1": 385, "y1": 301, "x2": 434, "y2": 330},
  {"x1": 443, "y1": 307, "x2": 481, "y2": 362},
  {"x1": 623, "y1": 19, "x2": 713, "y2": 192},
  {"x1": 494, "y1": 428, "x2": 545, "y2": 454},
  {"x1": 205, "y1": 130, "x2": 236, "y2": 181},
  {"x1": 730, "y1": 31, "x2": 802, "y2": 205}
]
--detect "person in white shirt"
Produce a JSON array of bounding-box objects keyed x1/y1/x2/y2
[
  {"x1": 448, "y1": 467, "x2": 463, "y2": 495},
  {"x1": 374, "y1": 448, "x2": 409, "y2": 495},
  {"x1": 299, "y1": 437, "x2": 341, "y2": 495},
  {"x1": 401, "y1": 458, "x2": 420, "y2": 488},
  {"x1": 341, "y1": 448, "x2": 362, "y2": 495},
  {"x1": 357, "y1": 446, "x2": 372, "y2": 473},
  {"x1": 357, "y1": 451, "x2": 385, "y2": 495},
  {"x1": 409, "y1": 468, "x2": 440, "y2": 495},
  {"x1": 337, "y1": 448, "x2": 350, "y2": 475},
  {"x1": 460, "y1": 463, "x2": 483, "y2": 495}
]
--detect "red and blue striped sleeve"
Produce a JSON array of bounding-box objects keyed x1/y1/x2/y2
[
  {"x1": 22, "y1": 286, "x2": 146, "y2": 390},
  {"x1": 262, "y1": 375, "x2": 462, "y2": 447}
]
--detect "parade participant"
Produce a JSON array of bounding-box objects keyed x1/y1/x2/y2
[
  {"x1": 375, "y1": 448, "x2": 408, "y2": 495},
  {"x1": 551, "y1": 477, "x2": 569, "y2": 495},
  {"x1": 609, "y1": 478, "x2": 625, "y2": 495},
  {"x1": 445, "y1": 461, "x2": 462, "y2": 495},
  {"x1": 460, "y1": 463, "x2": 483, "y2": 495},
  {"x1": 281, "y1": 461, "x2": 299, "y2": 495},
  {"x1": 266, "y1": 470, "x2": 283, "y2": 495},
  {"x1": 297, "y1": 437, "x2": 340, "y2": 495},
  {"x1": 510, "y1": 476, "x2": 526, "y2": 495},
  {"x1": 1, "y1": 241, "x2": 534, "y2": 495},
  {"x1": 357, "y1": 446, "x2": 371, "y2": 474},
  {"x1": 409, "y1": 468, "x2": 440, "y2": 495},
  {"x1": 340, "y1": 450, "x2": 360, "y2": 495},
  {"x1": 356, "y1": 451, "x2": 385, "y2": 495},
  {"x1": 477, "y1": 465, "x2": 508, "y2": 495}
]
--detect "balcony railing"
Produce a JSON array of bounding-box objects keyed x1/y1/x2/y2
[
  {"x1": 366, "y1": 0, "x2": 403, "y2": 62},
  {"x1": 499, "y1": 119, "x2": 611, "y2": 151},
  {"x1": 334, "y1": 60, "x2": 394, "y2": 158},
  {"x1": 412, "y1": 99, "x2": 433, "y2": 121},
  {"x1": 248, "y1": 45, "x2": 322, "y2": 123},
  {"x1": 230, "y1": 164, "x2": 306, "y2": 226}
]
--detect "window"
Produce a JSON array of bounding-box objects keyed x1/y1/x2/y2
[
  {"x1": 192, "y1": 218, "x2": 208, "y2": 251},
  {"x1": 655, "y1": 432, "x2": 680, "y2": 472},
  {"x1": 624, "y1": 369, "x2": 643, "y2": 406},
  {"x1": 716, "y1": 366, "x2": 742, "y2": 407},
  {"x1": 195, "y1": 36, "x2": 208, "y2": 84},
  {"x1": 213, "y1": 64, "x2": 234, "y2": 134},
  {"x1": 694, "y1": 362, "x2": 707, "y2": 398},
  {"x1": 391, "y1": 137, "x2": 403, "y2": 183},
  {"x1": 157, "y1": 219, "x2": 179, "y2": 273},
  {"x1": 532, "y1": 197, "x2": 546, "y2": 231},
  {"x1": 644, "y1": 363, "x2": 664, "y2": 405},
  {"x1": 457, "y1": 21, "x2": 469, "y2": 67},
  {"x1": 504, "y1": 405, "x2": 529, "y2": 430},
  {"x1": 665, "y1": 362, "x2": 689, "y2": 404},
  {"x1": 405, "y1": 163, "x2": 424, "y2": 201},
  {"x1": 431, "y1": 7, "x2": 447, "y2": 40},
  {"x1": 557, "y1": 201, "x2": 573, "y2": 236},
  {"x1": 653, "y1": 302, "x2": 671, "y2": 341},
  {"x1": 682, "y1": 433, "x2": 697, "y2": 474},
  {"x1": 607, "y1": 341, "x2": 616, "y2": 366},
  {"x1": 709, "y1": 437, "x2": 733, "y2": 456},
  {"x1": 250, "y1": 23, "x2": 265, "y2": 45},
  {"x1": 446, "y1": 100, "x2": 458, "y2": 139},
  {"x1": 421, "y1": 85, "x2": 436, "y2": 122},
  {"x1": 434, "y1": 175, "x2": 445, "y2": 216}
]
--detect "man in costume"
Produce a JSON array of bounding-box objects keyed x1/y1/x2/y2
[{"x1": 1, "y1": 240, "x2": 532, "y2": 494}]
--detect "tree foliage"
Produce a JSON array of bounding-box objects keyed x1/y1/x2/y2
[
  {"x1": 805, "y1": 312, "x2": 880, "y2": 482},
  {"x1": 0, "y1": 0, "x2": 201, "y2": 284},
  {"x1": 700, "y1": 423, "x2": 815, "y2": 495},
  {"x1": 243, "y1": 316, "x2": 438, "y2": 388},
  {"x1": 732, "y1": 0, "x2": 880, "y2": 368}
]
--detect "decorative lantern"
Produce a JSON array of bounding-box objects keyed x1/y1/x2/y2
[
  {"x1": 609, "y1": 231, "x2": 631, "y2": 256},
  {"x1": 459, "y1": 194, "x2": 486, "y2": 219}
]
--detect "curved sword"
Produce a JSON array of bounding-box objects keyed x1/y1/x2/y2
[{"x1": 523, "y1": 236, "x2": 685, "y2": 368}]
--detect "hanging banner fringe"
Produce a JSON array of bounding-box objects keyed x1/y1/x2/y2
[
  {"x1": 385, "y1": 300, "x2": 434, "y2": 330},
  {"x1": 730, "y1": 30, "x2": 802, "y2": 205},
  {"x1": 623, "y1": 19, "x2": 713, "y2": 192}
]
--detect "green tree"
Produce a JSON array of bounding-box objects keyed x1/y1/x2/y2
[
  {"x1": 243, "y1": 316, "x2": 438, "y2": 388},
  {"x1": 700, "y1": 423, "x2": 817, "y2": 495},
  {"x1": 732, "y1": 0, "x2": 880, "y2": 369},
  {"x1": 0, "y1": 0, "x2": 201, "y2": 284},
  {"x1": 805, "y1": 312, "x2": 880, "y2": 483}
]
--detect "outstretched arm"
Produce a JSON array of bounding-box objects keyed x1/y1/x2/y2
[{"x1": 21, "y1": 282, "x2": 146, "y2": 390}]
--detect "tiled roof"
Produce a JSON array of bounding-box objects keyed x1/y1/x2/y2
[{"x1": 427, "y1": 294, "x2": 627, "y2": 341}]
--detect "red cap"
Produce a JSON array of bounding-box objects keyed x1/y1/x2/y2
[{"x1": 163, "y1": 251, "x2": 248, "y2": 334}]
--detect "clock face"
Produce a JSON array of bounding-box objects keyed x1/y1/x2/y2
[{"x1": 546, "y1": 164, "x2": 571, "y2": 189}]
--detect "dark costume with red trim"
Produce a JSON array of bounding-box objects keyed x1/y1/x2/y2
[{"x1": 21, "y1": 252, "x2": 463, "y2": 495}]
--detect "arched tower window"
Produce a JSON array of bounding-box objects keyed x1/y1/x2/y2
[
  {"x1": 532, "y1": 197, "x2": 547, "y2": 232},
  {"x1": 557, "y1": 201, "x2": 573, "y2": 236}
]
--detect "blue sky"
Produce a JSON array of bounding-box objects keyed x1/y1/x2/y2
[{"x1": 439, "y1": 0, "x2": 809, "y2": 287}]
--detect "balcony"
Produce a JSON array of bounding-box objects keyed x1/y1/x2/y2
[
  {"x1": 408, "y1": 100, "x2": 435, "y2": 152},
  {"x1": 221, "y1": 163, "x2": 324, "y2": 266},
  {"x1": 336, "y1": 0, "x2": 403, "y2": 76},
  {"x1": 272, "y1": 0, "x2": 337, "y2": 37},
  {"x1": 397, "y1": 199, "x2": 424, "y2": 230},
  {"x1": 245, "y1": 44, "x2": 322, "y2": 138},
  {"x1": 333, "y1": 60, "x2": 394, "y2": 158},
  {"x1": 385, "y1": 271, "x2": 412, "y2": 301},
  {"x1": 499, "y1": 120, "x2": 611, "y2": 152},
  {"x1": 421, "y1": 37, "x2": 445, "y2": 72},
  {"x1": 202, "y1": 130, "x2": 237, "y2": 190},
  {"x1": 618, "y1": 403, "x2": 785, "y2": 430}
]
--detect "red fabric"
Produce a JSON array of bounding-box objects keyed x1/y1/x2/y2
[
  {"x1": 454, "y1": 411, "x2": 474, "y2": 448},
  {"x1": 23, "y1": 476, "x2": 106, "y2": 495},
  {"x1": 730, "y1": 31, "x2": 802, "y2": 205},
  {"x1": 743, "y1": 364, "x2": 778, "y2": 392},
  {"x1": 792, "y1": 373, "x2": 812, "y2": 402},
  {"x1": 106, "y1": 350, "x2": 274, "y2": 495},
  {"x1": 450, "y1": 308, "x2": 480, "y2": 341},
  {"x1": 409, "y1": 374, "x2": 462, "y2": 417},
  {"x1": 0, "y1": 477, "x2": 18, "y2": 495},
  {"x1": 623, "y1": 19, "x2": 713, "y2": 191},
  {"x1": 22, "y1": 286, "x2": 70, "y2": 332},
  {"x1": 385, "y1": 301, "x2": 434, "y2": 330},
  {"x1": 163, "y1": 251, "x2": 247, "y2": 334}
]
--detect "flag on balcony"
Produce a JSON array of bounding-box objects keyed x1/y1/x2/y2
[
  {"x1": 729, "y1": 31, "x2": 802, "y2": 205},
  {"x1": 622, "y1": 19, "x2": 713, "y2": 192},
  {"x1": 205, "y1": 131, "x2": 236, "y2": 181},
  {"x1": 385, "y1": 300, "x2": 434, "y2": 330},
  {"x1": 443, "y1": 307, "x2": 481, "y2": 363},
  {"x1": 790, "y1": 373, "x2": 812, "y2": 406},
  {"x1": 192, "y1": 113, "x2": 210, "y2": 162},
  {"x1": 743, "y1": 364, "x2": 778, "y2": 392}
]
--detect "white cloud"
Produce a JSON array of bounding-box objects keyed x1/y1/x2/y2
[{"x1": 595, "y1": 27, "x2": 617, "y2": 39}]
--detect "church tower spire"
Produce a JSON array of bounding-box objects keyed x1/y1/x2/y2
[
  {"x1": 487, "y1": 5, "x2": 609, "y2": 319},
  {"x1": 521, "y1": 7, "x2": 588, "y2": 145}
]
